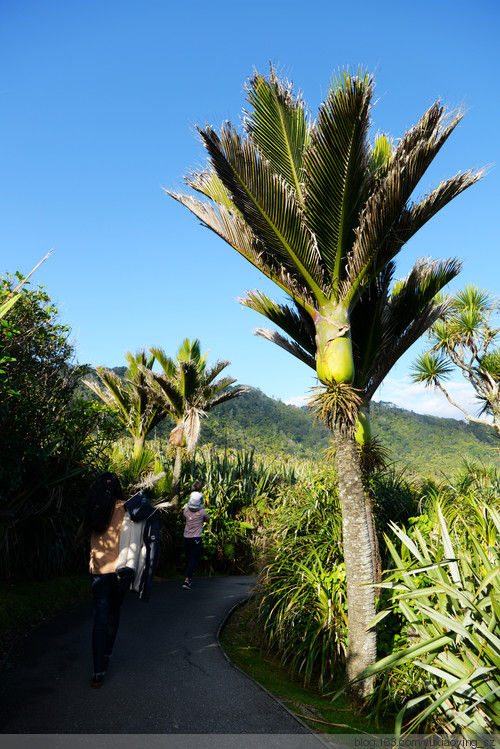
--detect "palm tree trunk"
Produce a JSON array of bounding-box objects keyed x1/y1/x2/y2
[
  {"x1": 170, "y1": 446, "x2": 183, "y2": 506},
  {"x1": 333, "y1": 424, "x2": 377, "y2": 702},
  {"x1": 365, "y1": 491, "x2": 382, "y2": 593}
]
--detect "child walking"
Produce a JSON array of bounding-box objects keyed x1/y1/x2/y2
[{"x1": 182, "y1": 481, "x2": 209, "y2": 589}]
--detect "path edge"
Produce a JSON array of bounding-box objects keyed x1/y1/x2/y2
[{"x1": 216, "y1": 592, "x2": 331, "y2": 747}]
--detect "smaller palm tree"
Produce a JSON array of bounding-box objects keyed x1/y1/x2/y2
[
  {"x1": 84, "y1": 350, "x2": 164, "y2": 460},
  {"x1": 145, "y1": 339, "x2": 249, "y2": 502},
  {"x1": 411, "y1": 285, "x2": 500, "y2": 437}
]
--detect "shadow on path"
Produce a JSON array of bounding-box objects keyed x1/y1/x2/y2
[{"x1": 0, "y1": 576, "x2": 328, "y2": 747}]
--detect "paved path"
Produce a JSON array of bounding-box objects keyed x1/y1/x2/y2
[{"x1": 0, "y1": 576, "x2": 328, "y2": 748}]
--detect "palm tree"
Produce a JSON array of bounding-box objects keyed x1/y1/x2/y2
[
  {"x1": 144, "y1": 339, "x2": 249, "y2": 503},
  {"x1": 84, "y1": 350, "x2": 164, "y2": 460},
  {"x1": 411, "y1": 285, "x2": 500, "y2": 436},
  {"x1": 166, "y1": 67, "x2": 482, "y2": 697},
  {"x1": 247, "y1": 257, "x2": 462, "y2": 587},
  {"x1": 246, "y1": 258, "x2": 461, "y2": 441}
]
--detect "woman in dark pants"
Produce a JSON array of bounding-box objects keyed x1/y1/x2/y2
[{"x1": 76, "y1": 472, "x2": 128, "y2": 688}]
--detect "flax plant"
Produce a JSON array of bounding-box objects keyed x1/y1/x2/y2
[
  {"x1": 355, "y1": 500, "x2": 500, "y2": 736},
  {"x1": 256, "y1": 470, "x2": 347, "y2": 688}
]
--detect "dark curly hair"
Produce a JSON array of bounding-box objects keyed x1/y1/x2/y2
[{"x1": 84, "y1": 472, "x2": 124, "y2": 533}]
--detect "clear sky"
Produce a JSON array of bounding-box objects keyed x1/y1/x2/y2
[{"x1": 1, "y1": 0, "x2": 499, "y2": 420}]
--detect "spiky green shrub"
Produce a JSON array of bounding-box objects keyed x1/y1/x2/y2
[
  {"x1": 182, "y1": 447, "x2": 302, "y2": 573},
  {"x1": 255, "y1": 468, "x2": 347, "y2": 689},
  {"x1": 359, "y1": 496, "x2": 500, "y2": 737}
]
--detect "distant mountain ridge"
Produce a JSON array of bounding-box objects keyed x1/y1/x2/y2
[
  {"x1": 160, "y1": 386, "x2": 499, "y2": 478},
  {"x1": 81, "y1": 370, "x2": 499, "y2": 478}
]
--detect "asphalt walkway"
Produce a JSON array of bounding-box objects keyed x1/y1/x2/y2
[{"x1": 0, "y1": 576, "x2": 329, "y2": 748}]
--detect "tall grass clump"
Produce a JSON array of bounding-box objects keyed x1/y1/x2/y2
[
  {"x1": 255, "y1": 467, "x2": 347, "y2": 689},
  {"x1": 358, "y1": 485, "x2": 500, "y2": 737}
]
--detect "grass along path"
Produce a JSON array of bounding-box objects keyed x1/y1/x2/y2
[
  {"x1": 0, "y1": 573, "x2": 90, "y2": 663},
  {"x1": 218, "y1": 596, "x2": 395, "y2": 735}
]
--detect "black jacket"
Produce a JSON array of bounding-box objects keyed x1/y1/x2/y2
[{"x1": 124, "y1": 492, "x2": 162, "y2": 602}]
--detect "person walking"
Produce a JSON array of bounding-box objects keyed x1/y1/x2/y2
[
  {"x1": 182, "y1": 481, "x2": 209, "y2": 589},
  {"x1": 76, "y1": 472, "x2": 127, "y2": 688}
]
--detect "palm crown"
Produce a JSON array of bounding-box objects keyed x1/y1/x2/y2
[
  {"x1": 84, "y1": 350, "x2": 163, "y2": 459},
  {"x1": 168, "y1": 67, "x2": 482, "y2": 408},
  {"x1": 145, "y1": 338, "x2": 249, "y2": 452}
]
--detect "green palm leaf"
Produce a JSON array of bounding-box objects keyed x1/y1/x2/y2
[
  {"x1": 303, "y1": 68, "x2": 372, "y2": 288},
  {"x1": 244, "y1": 67, "x2": 310, "y2": 202},
  {"x1": 241, "y1": 290, "x2": 316, "y2": 366},
  {"x1": 346, "y1": 106, "x2": 478, "y2": 301},
  {"x1": 198, "y1": 123, "x2": 324, "y2": 305}
]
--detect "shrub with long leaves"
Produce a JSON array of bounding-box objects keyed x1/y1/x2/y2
[
  {"x1": 357, "y1": 498, "x2": 500, "y2": 737},
  {"x1": 181, "y1": 447, "x2": 301, "y2": 573},
  {"x1": 256, "y1": 469, "x2": 347, "y2": 688}
]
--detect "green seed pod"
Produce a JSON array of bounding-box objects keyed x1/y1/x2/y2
[
  {"x1": 354, "y1": 406, "x2": 372, "y2": 445},
  {"x1": 314, "y1": 303, "x2": 354, "y2": 385}
]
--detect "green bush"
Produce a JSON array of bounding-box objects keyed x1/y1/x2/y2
[
  {"x1": 361, "y1": 491, "x2": 500, "y2": 737},
  {"x1": 0, "y1": 275, "x2": 118, "y2": 579},
  {"x1": 255, "y1": 468, "x2": 347, "y2": 689}
]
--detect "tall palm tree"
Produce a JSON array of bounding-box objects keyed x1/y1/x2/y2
[
  {"x1": 166, "y1": 67, "x2": 482, "y2": 696},
  {"x1": 145, "y1": 339, "x2": 249, "y2": 503},
  {"x1": 85, "y1": 350, "x2": 164, "y2": 460}
]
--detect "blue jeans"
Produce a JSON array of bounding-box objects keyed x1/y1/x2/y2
[
  {"x1": 91, "y1": 573, "x2": 126, "y2": 674},
  {"x1": 184, "y1": 537, "x2": 202, "y2": 579}
]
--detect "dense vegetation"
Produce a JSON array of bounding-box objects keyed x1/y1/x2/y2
[
  {"x1": 2, "y1": 274, "x2": 500, "y2": 735},
  {"x1": 83, "y1": 370, "x2": 499, "y2": 477},
  {"x1": 0, "y1": 277, "x2": 117, "y2": 579}
]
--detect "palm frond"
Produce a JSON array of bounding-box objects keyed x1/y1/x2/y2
[
  {"x1": 204, "y1": 384, "x2": 251, "y2": 411},
  {"x1": 303, "y1": 68, "x2": 373, "y2": 289},
  {"x1": 166, "y1": 187, "x2": 317, "y2": 311},
  {"x1": 177, "y1": 358, "x2": 201, "y2": 402},
  {"x1": 351, "y1": 258, "x2": 461, "y2": 399},
  {"x1": 125, "y1": 349, "x2": 156, "y2": 374},
  {"x1": 85, "y1": 368, "x2": 133, "y2": 426},
  {"x1": 177, "y1": 338, "x2": 206, "y2": 366},
  {"x1": 198, "y1": 123, "x2": 326, "y2": 303},
  {"x1": 145, "y1": 371, "x2": 184, "y2": 418},
  {"x1": 349, "y1": 263, "x2": 394, "y2": 391},
  {"x1": 201, "y1": 374, "x2": 236, "y2": 401},
  {"x1": 149, "y1": 347, "x2": 177, "y2": 379},
  {"x1": 185, "y1": 168, "x2": 238, "y2": 212},
  {"x1": 344, "y1": 105, "x2": 480, "y2": 302},
  {"x1": 244, "y1": 66, "x2": 310, "y2": 203},
  {"x1": 368, "y1": 170, "x2": 484, "y2": 283},
  {"x1": 254, "y1": 328, "x2": 316, "y2": 369},
  {"x1": 240, "y1": 290, "x2": 316, "y2": 360},
  {"x1": 201, "y1": 360, "x2": 234, "y2": 387}
]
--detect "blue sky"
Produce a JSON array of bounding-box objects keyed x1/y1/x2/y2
[{"x1": 1, "y1": 0, "x2": 499, "y2": 419}]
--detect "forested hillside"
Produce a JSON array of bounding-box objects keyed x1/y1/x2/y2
[
  {"x1": 370, "y1": 401, "x2": 499, "y2": 477},
  {"x1": 80, "y1": 371, "x2": 499, "y2": 478},
  {"x1": 194, "y1": 390, "x2": 499, "y2": 477}
]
